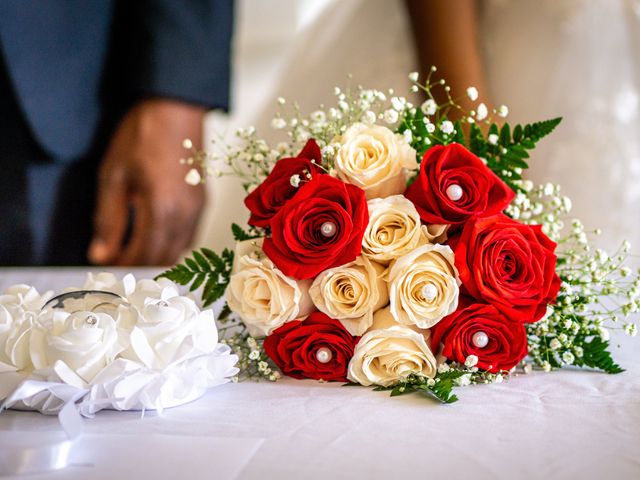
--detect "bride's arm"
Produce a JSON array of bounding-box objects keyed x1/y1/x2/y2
[{"x1": 405, "y1": 0, "x2": 489, "y2": 112}]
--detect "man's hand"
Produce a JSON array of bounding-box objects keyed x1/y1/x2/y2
[{"x1": 88, "y1": 99, "x2": 206, "y2": 266}]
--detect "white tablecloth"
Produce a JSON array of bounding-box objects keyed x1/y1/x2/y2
[{"x1": 1, "y1": 268, "x2": 639, "y2": 480}]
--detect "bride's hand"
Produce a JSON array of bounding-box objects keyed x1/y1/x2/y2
[
  {"x1": 406, "y1": 0, "x2": 490, "y2": 115},
  {"x1": 88, "y1": 99, "x2": 206, "y2": 266}
]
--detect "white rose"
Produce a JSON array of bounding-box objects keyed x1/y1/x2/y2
[
  {"x1": 334, "y1": 123, "x2": 417, "y2": 199},
  {"x1": 347, "y1": 307, "x2": 437, "y2": 387},
  {"x1": 388, "y1": 243, "x2": 460, "y2": 329},
  {"x1": 0, "y1": 307, "x2": 33, "y2": 372},
  {"x1": 363, "y1": 195, "x2": 441, "y2": 265},
  {"x1": 309, "y1": 256, "x2": 388, "y2": 335},
  {"x1": 30, "y1": 310, "x2": 122, "y2": 384},
  {"x1": 1, "y1": 284, "x2": 51, "y2": 312},
  {"x1": 81, "y1": 272, "x2": 179, "y2": 310},
  {"x1": 0, "y1": 285, "x2": 52, "y2": 372},
  {"x1": 226, "y1": 239, "x2": 313, "y2": 337},
  {"x1": 119, "y1": 296, "x2": 219, "y2": 370}
]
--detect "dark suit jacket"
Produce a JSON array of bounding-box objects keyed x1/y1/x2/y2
[{"x1": 0, "y1": 0, "x2": 233, "y2": 162}]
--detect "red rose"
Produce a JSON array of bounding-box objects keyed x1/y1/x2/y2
[
  {"x1": 449, "y1": 214, "x2": 561, "y2": 323},
  {"x1": 263, "y1": 174, "x2": 368, "y2": 280},
  {"x1": 430, "y1": 301, "x2": 528, "y2": 373},
  {"x1": 244, "y1": 139, "x2": 322, "y2": 228},
  {"x1": 405, "y1": 143, "x2": 514, "y2": 226},
  {"x1": 264, "y1": 312, "x2": 359, "y2": 382}
]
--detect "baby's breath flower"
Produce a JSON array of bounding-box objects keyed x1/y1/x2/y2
[
  {"x1": 438, "y1": 363, "x2": 451, "y2": 373},
  {"x1": 391, "y1": 96, "x2": 406, "y2": 111},
  {"x1": 271, "y1": 117, "x2": 286, "y2": 129},
  {"x1": 249, "y1": 350, "x2": 260, "y2": 360},
  {"x1": 383, "y1": 109, "x2": 399, "y2": 124},
  {"x1": 184, "y1": 168, "x2": 202, "y2": 186},
  {"x1": 440, "y1": 120, "x2": 454, "y2": 134},
  {"x1": 289, "y1": 174, "x2": 301, "y2": 187},
  {"x1": 464, "y1": 355, "x2": 479, "y2": 368},
  {"x1": 476, "y1": 103, "x2": 488, "y2": 121},
  {"x1": 562, "y1": 351, "x2": 575, "y2": 365},
  {"x1": 421, "y1": 99, "x2": 437, "y2": 116},
  {"x1": 466, "y1": 86, "x2": 479, "y2": 101},
  {"x1": 310, "y1": 110, "x2": 326, "y2": 124},
  {"x1": 362, "y1": 110, "x2": 377, "y2": 124}
]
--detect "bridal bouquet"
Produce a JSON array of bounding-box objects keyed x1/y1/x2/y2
[
  {"x1": 163, "y1": 69, "x2": 639, "y2": 403},
  {"x1": 0, "y1": 273, "x2": 238, "y2": 416}
]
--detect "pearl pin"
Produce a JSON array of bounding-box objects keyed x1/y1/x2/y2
[
  {"x1": 421, "y1": 283, "x2": 438, "y2": 301},
  {"x1": 320, "y1": 221, "x2": 337, "y2": 238},
  {"x1": 446, "y1": 184, "x2": 463, "y2": 201},
  {"x1": 316, "y1": 347, "x2": 333, "y2": 364},
  {"x1": 472, "y1": 331, "x2": 489, "y2": 349}
]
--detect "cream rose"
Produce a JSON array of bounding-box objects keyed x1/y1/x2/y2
[
  {"x1": 309, "y1": 256, "x2": 388, "y2": 335},
  {"x1": 422, "y1": 223, "x2": 449, "y2": 244},
  {"x1": 30, "y1": 310, "x2": 122, "y2": 384},
  {"x1": 363, "y1": 195, "x2": 441, "y2": 265},
  {"x1": 387, "y1": 243, "x2": 460, "y2": 329},
  {"x1": 334, "y1": 123, "x2": 417, "y2": 199},
  {"x1": 347, "y1": 307, "x2": 437, "y2": 387},
  {"x1": 226, "y1": 239, "x2": 313, "y2": 337}
]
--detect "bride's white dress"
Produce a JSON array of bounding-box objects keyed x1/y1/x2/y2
[
  {"x1": 201, "y1": 0, "x2": 640, "y2": 258},
  {"x1": 482, "y1": 0, "x2": 640, "y2": 255}
]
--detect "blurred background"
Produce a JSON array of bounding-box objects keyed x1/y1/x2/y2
[{"x1": 1, "y1": 0, "x2": 639, "y2": 266}]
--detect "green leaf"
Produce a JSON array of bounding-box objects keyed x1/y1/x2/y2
[
  {"x1": 423, "y1": 370, "x2": 466, "y2": 404},
  {"x1": 157, "y1": 247, "x2": 235, "y2": 307},
  {"x1": 217, "y1": 303, "x2": 233, "y2": 322},
  {"x1": 578, "y1": 336, "x2": 625, "y2": 374},
  {"x1": 499, "y1": 123, "x2": 511, "y2": 146},
  {"x1": 185, "y1": 257, "x2": 198, "y2": 272},
  {"x1": 481, "y1": 117, "x2": 563, "y2": 193},
  {"x1": 189, "y1": 273, "x2": 206, "y2": 292},
  {"x1": 231, "y1": 223, "x2": 261, "y2": 242},
  {"x1": 513, "y1": 124, "x2": 523, "y2": 143},
  {"x1": 193, "y1": 250, "x2": 210, "y2": 270},
  {"x1": 523, "y1": 117, "x2": 562, "y2": 141},
  {"x1": 452, "y1": 120, "x2": 465, "y2": 145},
  {"x1": 390, "y1": 385, "x2": 416, "y2": 397},
  {"x1": 468, "y1": 123, "x2": 487, "y2": 158},
  {"x1": 369, "y1": 371, "x2": 467, "y2": 404}
]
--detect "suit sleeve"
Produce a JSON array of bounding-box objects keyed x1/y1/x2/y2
[{"x1": 108, "y1": 0, "x2": 234, "y2": 111}]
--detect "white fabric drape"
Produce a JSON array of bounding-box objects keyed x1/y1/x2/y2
[{"x1": 0, "y1": 268, "x2": 638, "y2": 479}]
